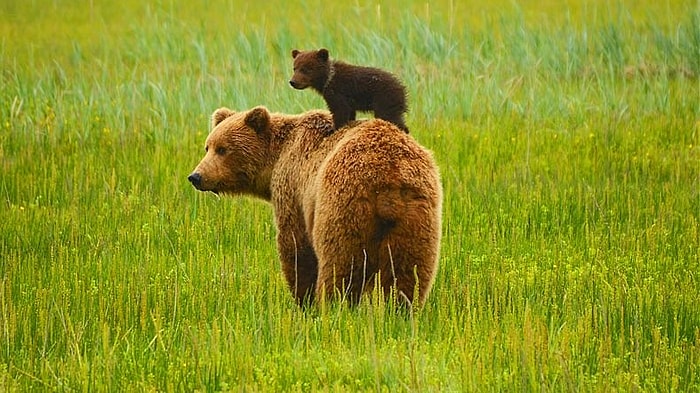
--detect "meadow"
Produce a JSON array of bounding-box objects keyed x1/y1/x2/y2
[{"x1": 1, "y1": 0, "x2": 699, "y2": 390}]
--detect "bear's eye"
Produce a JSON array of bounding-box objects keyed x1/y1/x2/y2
[{"x1": 215, "y1": 147, "x2": 227, "y2": 155}]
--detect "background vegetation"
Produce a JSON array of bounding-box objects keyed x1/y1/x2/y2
[{"x1": 1, "y1": 0, "x2": 698, "y2": 390}]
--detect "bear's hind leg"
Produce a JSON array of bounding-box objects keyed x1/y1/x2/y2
[
  {"x1": 374, "y1": 191, "x2": 440, "y2": 307},
  {"x1": 374, "y1": 109, "x2": 409, "y2": 133},
  {"x1": 315, "y1": 248, "x2": 378, "y2": 305},
  {"x1": 312, "y1": 200, "x2": 379, "y2": 305}
]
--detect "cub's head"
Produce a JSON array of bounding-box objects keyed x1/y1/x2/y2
[
  {"x1": 188, "y1": 106, "x2": 272, "y2": 198},
  {"x1": 289, "y1": 48, "x2": 331, "y2": 91}
]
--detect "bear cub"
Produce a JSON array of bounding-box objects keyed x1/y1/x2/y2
[{"x1": 290, "y1": 48, "x2": 409, "y2": 133}]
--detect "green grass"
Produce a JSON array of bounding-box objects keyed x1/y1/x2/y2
[{"x1": 2, "y1": 0, "x2": 699, "y2": 390}]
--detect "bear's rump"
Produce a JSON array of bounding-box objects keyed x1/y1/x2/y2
[
  {"x1": 308, "y1": 127, "x2": 440, "y2": 301},
  {"x1": 310, "y1": 179, "x2": 439, "y2": 302}
]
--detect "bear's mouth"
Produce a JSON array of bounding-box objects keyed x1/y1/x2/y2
[
  {"x1": 201, "y1": 185, "x2": 221, "y2": 195},
  {"x1": 289, "y1": 80, "x2": 306, "y2": 90},
  {"x1": 206, "y1": 182, "x2": 226, "y2": 195},
  {"x1": 188, "y1": 172, "x2": 221, "y2": 194}
]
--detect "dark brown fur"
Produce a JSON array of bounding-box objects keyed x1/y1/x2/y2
[{"x1": 290, "y1": 48, "x2": 409, "y2": 133}]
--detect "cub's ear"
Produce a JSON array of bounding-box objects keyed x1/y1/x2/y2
[
  {"x1": 318, "y1": 48, "x2": 329, "y2": 61},
  {"x1": 211, "y1": 107, "x2": 235, "y2": 129},
  {"x1": 292, "y1": 49, "x2": 300, "y2": 58},
  {"x1": 245, "y1": 106, "x2": 271, "y2": 133}
]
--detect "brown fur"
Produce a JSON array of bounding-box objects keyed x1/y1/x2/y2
[
  {"x1": 290, "y1": 48, "x2": 410, "y2": 133},
  {"x1": 188, "y1": 106, "x2": 441, "y2": 307}
]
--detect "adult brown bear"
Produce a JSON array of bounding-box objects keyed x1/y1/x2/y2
[{"x1": 188, "y1": 106, "x2": 441, "y2": 306}]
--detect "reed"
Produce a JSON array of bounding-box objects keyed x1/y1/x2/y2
[{"x1": 1, "y1": 0, "x2": 698, "y2": 390}]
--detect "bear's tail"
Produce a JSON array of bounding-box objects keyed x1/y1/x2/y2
[{"x1": 375, "y1": 186, "x2": 428, "y2": 223}]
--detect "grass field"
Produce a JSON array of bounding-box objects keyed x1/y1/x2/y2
[{"x1": 1, "y1": 0, "x2": 699, "y2": 390}]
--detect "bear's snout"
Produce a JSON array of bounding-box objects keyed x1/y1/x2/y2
[
  {"x1": 289, "y1": 80, "x2": 302, "y2": 89},
  {"x1": 188, "y1": 172, "x2": 202, "y2": 188}
]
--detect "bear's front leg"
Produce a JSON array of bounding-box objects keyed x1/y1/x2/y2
[
  {"x1": 324, "y1": 94, "x2": 355, "y2": 130},
  {"x1": 276, "y1": 230, "x2": 319, "y2": 305}
]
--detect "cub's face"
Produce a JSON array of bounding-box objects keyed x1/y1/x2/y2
[
  {"x1": 188, "y1": 107, "x2": 271, "y2": 196},
  {"x1": 289, "y1": 48, "x2": 330, "y2": 90}
]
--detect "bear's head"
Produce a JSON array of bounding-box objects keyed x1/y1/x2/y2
[
  {"x1": 289, "y1": 48, "x2": 331, "y2": 91},
  {"x1": 188, "y1": 106, "x2": 272, "y2": 198}
]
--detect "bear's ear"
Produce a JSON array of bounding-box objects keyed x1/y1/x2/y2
[
  {"x1": 211, "y1": 107, "x2": 235, "y2": 129},
  {"x1": 317, "y1": 48, "x2": 329, "y2": 61},
  {"x1": 292, "y1": 49, "x2": 300, "y2": 58},
  {"x1": 245, "y1": 106, "x2": 271, "y2": 134}
]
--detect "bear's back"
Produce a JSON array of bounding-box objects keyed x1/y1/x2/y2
[{"x1": 320, "y1": 119, "x2": 438, "y2": 196}]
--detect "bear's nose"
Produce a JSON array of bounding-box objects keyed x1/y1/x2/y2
[
  {"x1": 289, "y1": 80, "x2": 297, "y2": 88},
  {"x1": 188, "y1": 172, "x2": 202, "y2": 187}
]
